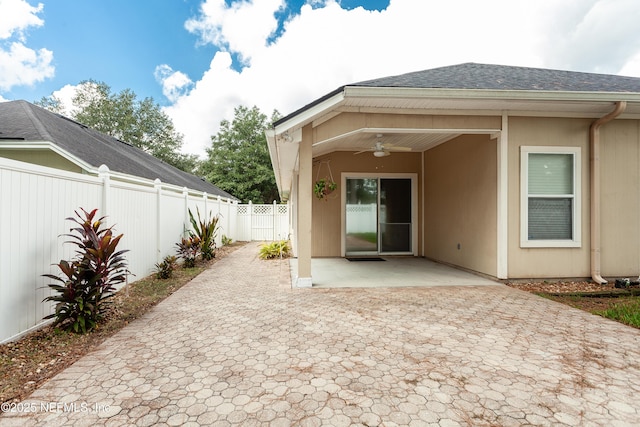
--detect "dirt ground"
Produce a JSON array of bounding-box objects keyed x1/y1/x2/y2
[{"x1": 505, "y1": 279, "x2": 638, "y2": 311}]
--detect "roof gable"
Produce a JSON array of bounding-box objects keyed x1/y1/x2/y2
[{"x1": 0, "y1": 100, "x2": 236, "y2": 199}]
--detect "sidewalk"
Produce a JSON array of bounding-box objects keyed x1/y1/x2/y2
[{"x1": 2, "y1": 241, "x2": 639, "y2": 426}]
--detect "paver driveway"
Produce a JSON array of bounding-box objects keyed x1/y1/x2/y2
[{"x1": 2, "y1": 242, "x2": 640, "y2": 426}]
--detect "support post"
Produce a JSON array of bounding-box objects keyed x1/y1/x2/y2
[{"x1": 296, "y1": 125, "x2": 313, "y2": 288}]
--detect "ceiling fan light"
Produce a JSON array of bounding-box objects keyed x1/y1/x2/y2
[{"x1": 373, "y1": 150, "x2": 386, "y2": 157}]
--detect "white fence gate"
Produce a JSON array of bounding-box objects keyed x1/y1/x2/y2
[{"x1": 236, "y1": 201, "x2": 290, "y2": 242}]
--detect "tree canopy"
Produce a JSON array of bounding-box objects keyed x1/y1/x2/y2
[
  {"x1": 36, "y1": 80, "x2": 199, "y2": 173},
  {"x1": 201, "y1": 105, "x2": 280, "y2": 203}
]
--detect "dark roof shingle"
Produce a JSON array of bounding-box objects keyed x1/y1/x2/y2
[
  {"x1": 351, "y1": 63, "x2": 640, "y2": 92},
  {"x1": 0, "y1": 100, "x2": 236, "y2": 199}
]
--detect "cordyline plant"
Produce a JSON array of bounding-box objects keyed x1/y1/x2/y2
[
  {"x1": 42, "y1": 208, "x2": 129, "y2": 333},
  {"x1": 175, "y1": 235, "x2": 201, "y2": 268},
  {"x1": 188, "y1": 207, "x2": 221, "y2": 261}
]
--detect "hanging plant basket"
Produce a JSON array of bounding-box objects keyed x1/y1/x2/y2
[
  {"x1": 314, "y1": 178, "x2": 337, "y2": 200},
  {"x1": 313, "y1": 160, "x2": 337, "y2": 201}
]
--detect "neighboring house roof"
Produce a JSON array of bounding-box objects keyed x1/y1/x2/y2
[{"x1": 0, "y1": 100, "x2": 237, "y2": 199}]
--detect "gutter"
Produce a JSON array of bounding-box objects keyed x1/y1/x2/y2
[{"x1": 590, "y1": 101, "x2": 627, "y2": 284}]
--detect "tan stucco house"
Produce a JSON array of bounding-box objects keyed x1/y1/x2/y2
[{"x1": 266, "y1": 63, "x2": 640, "y2": 287}]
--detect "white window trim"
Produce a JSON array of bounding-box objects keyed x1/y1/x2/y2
[{"x1": 520, "y1": 146, "x2": 581, "y2": 248}]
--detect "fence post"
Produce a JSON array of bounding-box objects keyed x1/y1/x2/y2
[
  {"x1": 203, "y1": 192, "x2": 208, "y2": 221},
  {"x1": 183, "y1": 187, "x2": 189, "y2": 237},
  {"x1": 98, "y1": 164, "x2": 110, "y2": 225},
  {"x1": 248, "y1": 201, "x2": 253, "y2": 241},
  {"x1": 155, "y1": 179, "x2": 162, "y2": 263},
  {"x1": 273, "y1": 200, "x2": 277, "y2": 240}
]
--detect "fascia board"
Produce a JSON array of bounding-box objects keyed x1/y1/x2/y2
[
  {"x1": 273, "y1": 91, "x2": 345, "y2": 134},
  {"x1": 343, "y1": 86, "x2": 640, "y2": 103},
  {"x1": 265, "y1": 129, "x2": 284, "y2": 196}
]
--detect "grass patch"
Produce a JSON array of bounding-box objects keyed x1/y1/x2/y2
[
  {"x1": 0, "y1": 242, "x2": 244, "y2": 404},
  {"x1": 595, "y1": 298, "x2": 640, "y2": 328},
  {"x1": 538, "y1": 293, "x2": 640, "y2": 329},
  {"x1": 349, "y1": 232, "x2": 377, "y2": 244}
]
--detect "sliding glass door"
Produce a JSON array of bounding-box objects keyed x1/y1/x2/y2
[{"x1": 345, "y1": 177, "x2": 413, "y2": 255}]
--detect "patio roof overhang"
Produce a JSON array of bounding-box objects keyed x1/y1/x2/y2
[{"x1": 266, "y1": 86, "x2": 640, "y2": 199}]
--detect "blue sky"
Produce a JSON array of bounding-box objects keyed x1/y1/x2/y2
[
  {"x1": 2, "y1": 0, "x2": 640, "y2": 155},
  {"x1": 3, "y1": 0, "x2": 390, "y2": 104}
]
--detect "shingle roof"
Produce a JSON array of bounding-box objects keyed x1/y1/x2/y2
[
  {"x1": 352, "y1": 63, "x2": 640, "y2": 92},
  {"x1": 274, "y1": 63, "x2": 640, "y2": 127},
  {"x1": 0, "y1": 100, "x2": 237, "y2": 199}
]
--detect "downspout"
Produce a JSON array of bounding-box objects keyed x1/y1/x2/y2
[{"x1": 590, "y1": 101, "x2": 626, "y2": 284}]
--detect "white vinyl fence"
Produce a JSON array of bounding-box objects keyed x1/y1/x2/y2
[
  {"x1": 346, "y1": 203, "x2": 377, "y2": 233},
  {"x1": 0, "y1": 158, "x2": 291, "y2": 344}
]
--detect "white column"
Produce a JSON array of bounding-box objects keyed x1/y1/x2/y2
[
  {"x1": 296, "y1": 125, "x2": 313, "y2": 287},
  {"x1": 496, "y1": 114, "x2": 509, "y2": 279}
]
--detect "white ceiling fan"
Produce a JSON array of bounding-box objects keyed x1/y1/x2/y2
[{"x1": 354, "y1": 134, "x2": 412, "y2": 157}]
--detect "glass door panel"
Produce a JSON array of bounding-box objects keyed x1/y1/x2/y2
[
  {"x1": 345, "y1": 178, "x2": 378, "y2": 254},
  {"x1": 380, "y1": 179, "x2": 412, "y2": 253}
]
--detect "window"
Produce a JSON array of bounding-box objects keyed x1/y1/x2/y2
[{"x1": 521, "y1": 146, "x2": 581, "y2": 248}]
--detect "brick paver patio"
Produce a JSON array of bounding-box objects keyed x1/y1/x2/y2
[{"x1": 2, "y1": 242, "x2": 640, "y2": 426}]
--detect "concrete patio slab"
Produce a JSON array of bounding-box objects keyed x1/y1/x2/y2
[
  {"x1": 2, "y1": 241, "x2": 640, "y2": 426},
  {"x1": 290, "y1": 257, "x2": 499, "y2": 288}
]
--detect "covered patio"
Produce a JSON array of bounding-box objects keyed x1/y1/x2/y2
[{"x1": 289, "y1": 257, "x2": 499, "y2": 288}]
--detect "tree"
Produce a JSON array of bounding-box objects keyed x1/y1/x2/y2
[
  {"x1": 201, "y1": 105, "x2": 280, "y2": 203},
  {"x1": 36, "y1": 80, "x2": 199, "y2": 173}
]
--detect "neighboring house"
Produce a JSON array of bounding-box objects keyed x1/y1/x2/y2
[
  {"x1": 0, "y1": 100, "x2": 235, "y2": 199},
  {"x1": 266, "y1": 63, "x2": 640, "y2": 287}
]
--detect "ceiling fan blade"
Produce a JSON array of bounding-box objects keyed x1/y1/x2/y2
[
  {"x1": 353, "y1": 149, "x2": 370, "y2": 155},
  {"x1": 386, "y1": 146, "x2": 412, "y2": 152}
]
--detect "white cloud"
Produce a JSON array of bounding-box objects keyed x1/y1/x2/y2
[
  {"x1": 185, "y1": 0, "x2": 284, "y2": 65},
  {"x1": 0, "y1": 0, "x2": 44, "y2": 39},
  {"x1": 538, "y1": 0, "x2": 640, "y2": 74},
  {"x1": 0, "y1": 42, "x2": 54, "y2": 91},
  {"x1": 165, "y1": 0, "x2": 640, "y2": 156},
  {"x1": 154, "y1": 64, "x2": 194, "y2": 102},
  {"x1": 49, "y1": 83, "x2": 80, "y2": 116},
  {"x1": 0, "y1": 0, "x2": 54, "y2": 91}
]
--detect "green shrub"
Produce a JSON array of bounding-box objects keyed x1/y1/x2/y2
[
  {"x1": 43, "y1": 208, "x2": 129, "y2": 333},
  {"x1": 259, "y1": 240, "x2": 291, "y2": 260},
  {"x1": 222, "y1": 235, "x2": 233, "y2": 246},
  {"x1": 189, "y1": 208, "x2": 220, "y2": 261},
  {"x1": 176, "y1": 235, "x2": 201, "y2": 268},
  {"x1": 154, "y1": 255, "x2": 178, "y2": 279}
]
